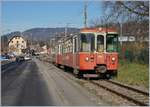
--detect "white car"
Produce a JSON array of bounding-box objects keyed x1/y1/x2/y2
[
  {"x1": 24, "y1": 55, "x2": 31, "y2": 60},
  {"x1": 0, "y1": 55, "x2": 9, "y2": 61}
]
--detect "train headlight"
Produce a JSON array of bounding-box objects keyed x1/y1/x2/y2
[
  {"x1": 85, "y1": 57, "x2": 89, "y2": 61},
  {"x1": 112, "y1": 57, "x2": 115, "y2": 61}
]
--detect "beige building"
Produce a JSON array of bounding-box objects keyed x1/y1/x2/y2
[{"x1": 8, "y1": 35, "x2": 27, "y2": 55}]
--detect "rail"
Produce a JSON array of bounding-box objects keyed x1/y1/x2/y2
[{"x1": 91, "y1": 80, "x2": 149, "y2": 106}]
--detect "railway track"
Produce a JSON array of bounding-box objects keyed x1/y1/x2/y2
[
  {"x1": 91, "y1": 80, "x2": 149, "y2": 106},
  {"x1": 107, "y1": 80, "x2": 149, "y2": 96},
  {"x1": 41, "y1": 60, "x2": 149, "y2": 106}
]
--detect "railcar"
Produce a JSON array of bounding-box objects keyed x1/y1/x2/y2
[{"x1": 52, "y1": 27, "x2": 118, "y2": 78}]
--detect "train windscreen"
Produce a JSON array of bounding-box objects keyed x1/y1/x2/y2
[
  {"x1": 106, "y1": 34, "x2": 118, "y2": 52},
  {"x1": 80, "y1": 33, "x2": 95, "y2": 52}
]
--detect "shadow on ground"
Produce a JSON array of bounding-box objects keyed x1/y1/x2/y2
[{"x1": 2, "y1": 61, "x2": 55, "y2": 106}]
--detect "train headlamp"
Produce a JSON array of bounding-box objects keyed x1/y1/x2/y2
[
  {"x1": 112, "y1": 57, "x2": 115, "y2": 61},
  {"x1": 85, "y1": 57, "x2": 89, "y2": 61}
]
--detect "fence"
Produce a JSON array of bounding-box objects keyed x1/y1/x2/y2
[{"x1": 118, "y1": 41, "x2": 149, "y2": 64}]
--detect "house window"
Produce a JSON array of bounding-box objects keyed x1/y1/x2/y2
[
  {"x1": 22, "y1": 41, "x2": 24, "y2": 43},
  {"x1": 17, "y1": 41, "x2": 19, "y2": 43}
]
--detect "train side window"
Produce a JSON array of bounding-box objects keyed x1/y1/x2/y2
[
  {"x1": 60, "y1": 45, "x2": 62, "y2": 54},
  {"x1": 63, "y1": 45, "x2": 64, "y2": 53},
  {"x1": 74, "y1": 38, "x2": 76, "y2": 52},
  {"x1": 65, "y1": 43, "x2": 67, "y2": 53},
  {"x1": 97, "y1": 35, "x2": 104, "y2": 52},
  {"x1": 64, "y1": 45, "x2": 66, "y2": 53},
  {"x1": 74, "y1": 38, "x2": 77, "y2": 52}
]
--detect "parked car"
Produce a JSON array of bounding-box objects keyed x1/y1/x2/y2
[
  {"x1": 0, "y1": 55, "x2": 9, "y2": 61},
  {"x1": 24, "y1": 55, "x2": 32, "y2": 60},
  {"x1": 8, "y1": 52, "x2": 16, "y2": 58},
  {"x1": 16, "y1": 56, "x2": 25, "y2": 62}
]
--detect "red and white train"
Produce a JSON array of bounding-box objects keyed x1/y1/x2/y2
[{"x1": 51, "y1": 27, "x2": 118, "y2": 78}]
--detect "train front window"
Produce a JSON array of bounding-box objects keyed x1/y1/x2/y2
[
  {"x1": 80, "y1": 33, "x2": 95, "y2": 52},
  {"x1": 106, "y1": 34, "x2": 118, "y2": 52}
]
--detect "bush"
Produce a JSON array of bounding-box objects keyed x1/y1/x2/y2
[
  {"x1": 125, "y1": 50, "x2": 134, "y2": 62},
  {"x1": 137, "y1": 48, "x2": 149, "y2": 64},
  {"x1": 119, "y1": 42, "x2": 148, "y2": 64}
]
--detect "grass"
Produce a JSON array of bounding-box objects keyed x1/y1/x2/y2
[{"x1": 114, "y1": 60, "x2": 149, "y2": 89}]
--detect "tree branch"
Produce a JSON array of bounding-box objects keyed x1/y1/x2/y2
[{"x1": 119, "y1": 1, "x2": 149, "y2": 16}]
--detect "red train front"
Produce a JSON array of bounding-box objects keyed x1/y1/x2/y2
[{"x1": 52, "y1": 27, "x2": 118, "y2": 78}]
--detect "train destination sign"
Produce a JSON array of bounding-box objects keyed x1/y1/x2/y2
[{"x1": 119, "y1": 36, "x2": 135, "y2": 42}]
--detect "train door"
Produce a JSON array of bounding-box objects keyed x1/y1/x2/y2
[
  {"x1": 96, "y1": 35, "x2": 105, "y2": 64},
  {"x1": 73, "y1": 35, "x2": 78, "y2": 68}
]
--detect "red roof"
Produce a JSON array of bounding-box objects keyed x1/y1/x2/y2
[{"x1": 80, "y1": 27, "x2": 117, "y2": 33}]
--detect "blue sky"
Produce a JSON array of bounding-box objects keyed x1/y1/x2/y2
[{"x1": 2, "y1": 1, "x2": 103, "y2": 34}]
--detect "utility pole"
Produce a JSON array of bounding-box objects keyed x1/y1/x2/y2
[
  {"x1": 65, "y1": 23, "x2": 70, "y2": 38},
  {"x1": 65, "y1": 25, "x2": 67, "y2": 38},
  {"x1": 120, "y1": 22, "x2": 123, "y2": 46},
  {"x1": 84, "y1": 2, "x2": 87, "y2": 28}
]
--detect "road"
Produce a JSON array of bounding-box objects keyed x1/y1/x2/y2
[{"x1": 2, "y1": 58, "x2": 106, "y2": 106}]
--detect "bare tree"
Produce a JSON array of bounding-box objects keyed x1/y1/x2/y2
[
  {"x1": 102, "y1": 1, "x2": 149, "y2": 21},
  {"x1": 118, "y1": 1, "x2": 149, "y2": 17},
  {"x1": 90, "y1": 1, "x2": 149, "y2": 41}
]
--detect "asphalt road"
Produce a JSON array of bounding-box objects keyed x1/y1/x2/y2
[{"x1": 2, "y1": 58, "x2": 106, "y2": 106}]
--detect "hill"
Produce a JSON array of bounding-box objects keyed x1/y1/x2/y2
[
  {"x1": 2, "y1": 27, "x2": 79, "y2": 41},
  {"x1": 1, "y1": 27, "x2": 80, "y2": 53}
]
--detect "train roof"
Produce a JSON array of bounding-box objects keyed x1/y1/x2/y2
[
  {"x1": 80, "y1": 27, "x2": 118, "y2": 33},
  {"x1": 52, "y1": 27, "x2": 118, "y2": 46}
]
